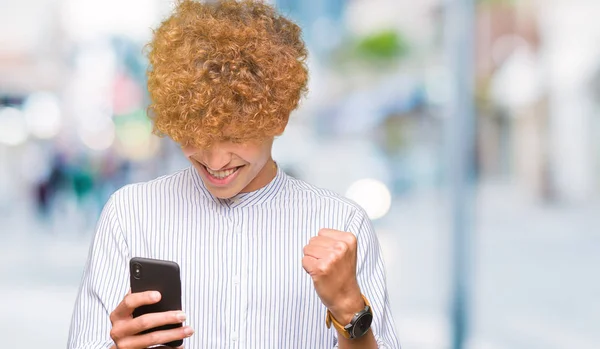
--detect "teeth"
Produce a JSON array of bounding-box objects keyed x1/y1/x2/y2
[{"x1": 206, "y1": 167, "x2": 237, "y2": 179}]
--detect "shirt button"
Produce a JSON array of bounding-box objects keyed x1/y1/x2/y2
[
  {"x1": 231, "y1": 332, "x2": 238, "y2": 341},
  {"x1": 233, "y1": 275, "x2": 240, "y2": 285}
]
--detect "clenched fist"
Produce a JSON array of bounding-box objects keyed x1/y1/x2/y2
[{"x1": 302, "y1": 228, "x2": 365, "y2": 324}]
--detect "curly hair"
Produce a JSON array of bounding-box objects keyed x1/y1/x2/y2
[{"x1": 146, "y1": 0, "x2": 309, "y2": 147}]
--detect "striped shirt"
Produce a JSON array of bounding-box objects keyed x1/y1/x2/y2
[{"x1": 68, "y1": 165, "x2": 400, "y2": 348}]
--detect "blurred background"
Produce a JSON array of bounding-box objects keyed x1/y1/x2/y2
[{"x1": 1, "y1": 0, "x2": 599, "y2": 348}]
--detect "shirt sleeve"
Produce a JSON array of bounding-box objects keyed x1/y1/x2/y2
[
  {"x1": 333, "y1": 207, "x2": 401, "y2": 349},
  {"x1": 67, "y1": 193, "x2": 130, "y2": 349}
]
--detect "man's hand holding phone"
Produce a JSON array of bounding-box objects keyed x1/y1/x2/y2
[{"x1": 109, "y1": 291, "x2": 193, "y2": 349}]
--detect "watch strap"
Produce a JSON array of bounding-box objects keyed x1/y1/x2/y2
[{"x1": 325, "y1": 294, "x2": 371, "y2": 339}]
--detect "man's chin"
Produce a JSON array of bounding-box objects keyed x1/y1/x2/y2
[{"x1": 206, "y1": 185, "x2": 241, "y2": 200}]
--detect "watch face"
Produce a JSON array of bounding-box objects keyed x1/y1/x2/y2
[{"x1": 352, "y1": 313, "x2": 373, "y2": 338}]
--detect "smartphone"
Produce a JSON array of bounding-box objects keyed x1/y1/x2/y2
[{"x1": 129, "y1": 257, "x2": 183, "y2": 347}]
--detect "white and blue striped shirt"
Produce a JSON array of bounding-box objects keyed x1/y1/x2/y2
[{"x1": 68, "y1": 165, "x2": 400, "y2": 348}]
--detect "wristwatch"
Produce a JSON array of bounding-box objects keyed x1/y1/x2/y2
[{"x1": 326, "y1": 294, "x2": 373, "y2": 339}]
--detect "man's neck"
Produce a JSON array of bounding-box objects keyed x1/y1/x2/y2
[{"x1": 240, "y1": 158, "x2": 278, "y2": 193}]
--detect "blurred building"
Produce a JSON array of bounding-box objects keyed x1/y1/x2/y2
[{"x1": 475, "y1": 0, "x2": 600, "y2": 203}]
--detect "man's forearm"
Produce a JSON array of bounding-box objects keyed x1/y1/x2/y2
[
  {"x1": 326, "y1": 291, "x2": 378, "y2": 349},
  {"x1": 337, "y1": 330, "x2": 377, "y2": 349}
]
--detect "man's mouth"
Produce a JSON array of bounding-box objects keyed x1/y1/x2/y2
[{"x1": 205, "y1": 166, "x2": 242, "y2": 180}]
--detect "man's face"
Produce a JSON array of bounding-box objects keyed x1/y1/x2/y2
[{"x1": 182, "y1": 137, "x2": 276, "y2": 199}]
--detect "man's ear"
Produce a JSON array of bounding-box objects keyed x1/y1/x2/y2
[{"x1": 273, "y1": 119, "x2": 288, "y2": 136}]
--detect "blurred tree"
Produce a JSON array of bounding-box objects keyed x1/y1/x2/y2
[
  {"x1": 332, "y1": 29, "x2": 409, "y2": 67},
  {"x1": 354, "y1": 29, "x2": 409, "y2": 61}
]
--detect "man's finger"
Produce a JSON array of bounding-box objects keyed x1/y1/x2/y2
[
  {"x1": 318, "y1": 229, "x2": 357, "y2": 247},
  {"x1": 303, "y1": 244, "x2": 331, "y2": 260},
  {"x1": 111, "y1": 291, "x2": 161, "y2": 320},
  {"x1": 307, "y1": 235, "x2": 337, "y2": 248},
  {"x1": 317, "y1": 228, "x2": 346, "y2": 239},
  {"x1": 302, "y1": 255, "x2": 320, "y2": 273},
  {"x1": 117, "y1": 326, "x2": 194, "y2": 349},
  {"x1": 114, "y1": 310, "x2": 186, "y2": 339}
]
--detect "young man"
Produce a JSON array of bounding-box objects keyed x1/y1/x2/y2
[{"x1": 67, "y1": 1, "x2": 400, "y2": 348}]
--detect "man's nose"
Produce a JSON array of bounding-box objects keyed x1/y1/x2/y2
[{"x1": 203, "y1": 146, "x2": 232, "y2": 170}]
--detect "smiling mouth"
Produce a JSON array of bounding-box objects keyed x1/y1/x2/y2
[{"x1": 204, "y1": 165, "x2": 242, "y2": 179}]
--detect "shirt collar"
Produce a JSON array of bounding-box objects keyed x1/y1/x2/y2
[{"x1": 190, "y1": 163, "x2": 287, "y2": 209}]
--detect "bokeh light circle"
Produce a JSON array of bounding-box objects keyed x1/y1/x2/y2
[
  {"x1": 345, "y1": 178, "x2": 392, "y2": 220},
  {"x1": 0, "y1": 107, "x2": 29, "y2": 146}
]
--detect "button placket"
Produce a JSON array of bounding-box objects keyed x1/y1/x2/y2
[
  {"x1": 238, "y1": 214, "x2": 249, "y2": 348},
  {"x1": 229, "y1": 214, "x2": 245, "y2": 347}
]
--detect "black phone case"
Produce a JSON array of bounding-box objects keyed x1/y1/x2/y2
[{"x1": 129, "y1": 257, "x2": 183, "y2": 348}]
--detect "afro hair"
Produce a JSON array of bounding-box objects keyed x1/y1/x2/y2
[{"x1": 146, "y1": 0, "x2": 309, "y2": 147}]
